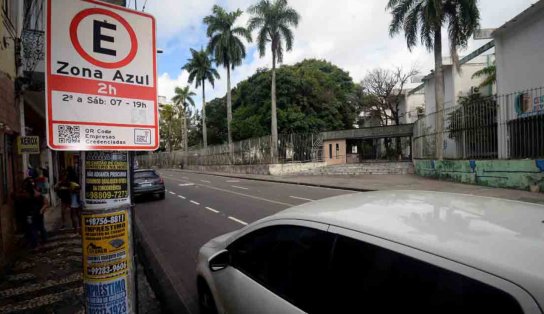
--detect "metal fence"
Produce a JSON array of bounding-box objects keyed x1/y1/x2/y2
[
  {"x1": 414, "y1": 87, "x2": 544, "y2": 159},
  {"x1": 137, "y1": 133, "x2": 324, "y2": 168}
]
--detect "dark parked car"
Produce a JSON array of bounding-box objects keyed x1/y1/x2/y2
[{"x1": 133, "y1": 169, "x2": 165, "y2": 199}]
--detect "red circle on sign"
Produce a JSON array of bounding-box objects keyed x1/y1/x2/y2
[{"x1": 69, "y1": 8, "x2": 138, "y2": 69}]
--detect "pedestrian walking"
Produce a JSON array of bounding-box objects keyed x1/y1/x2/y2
[
  {"x1": 21, "y1": 178, "x2": 49, "y2": 248},
  {"x1": 55, "y1": 173, "x2": 72, "y2": 229}
]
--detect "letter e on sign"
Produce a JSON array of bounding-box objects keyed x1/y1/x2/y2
[{"x1": 45, "y1": 0, "x2": 158, "y2": 151}]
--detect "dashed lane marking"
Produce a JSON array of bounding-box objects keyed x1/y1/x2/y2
[
  {"x1": 169, "y1": 191, "x2": 176, "y2": 195},
  {"x1": 178, "y1": 183, "x2": 195, "y2": 187},
  {"x1": 231, "y1": 185, "x2": 248, "y2": 190},
  {"x1": 228, "y1": 216, "x2": 248, "y2": 225},
  {"x1": 200, "y1": 180, "x2": 211, "y2": 183},
  {"x1": 289, "y1": 196, "x2": 314, "y2": 201},
  {"x1": 178, "y1": 195, "x2": 186, "y2": 199},
  {"x1": 190, "y1": 200, "x2": 200, "y2": 205},
  {"x1": 162, "y1": 176, "x2": 295, "y2": 206},
  {"x1": 226, "y1": 180, "x2": 240, "y2": 183},
  {"x1": 205, "y1": 207, "x2": 219, "y2": 213}
]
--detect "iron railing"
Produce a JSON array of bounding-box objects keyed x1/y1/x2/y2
[
  {"x1": 137, "y1": 133, "x2": 324, "y2": 168},
  {"x1": 414, "y1": 87, "x2": 544, "y2": 159}
]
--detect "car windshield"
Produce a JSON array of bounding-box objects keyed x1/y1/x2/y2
[{"x1": 134, "y1": 171, "x2": 158, "y2": 179}]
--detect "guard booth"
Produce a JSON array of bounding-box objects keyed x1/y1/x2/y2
[{"x1": 321, "y1": 124, "x2": 414, "y2": 165}]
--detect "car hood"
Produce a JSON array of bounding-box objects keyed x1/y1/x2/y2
[{"x1": 202, "y1": 230, "x2": 239, "y2": 249}]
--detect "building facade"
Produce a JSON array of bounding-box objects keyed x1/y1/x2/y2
[{"x1": 0, "y1": 0, "x2": 23, "y2": 270}]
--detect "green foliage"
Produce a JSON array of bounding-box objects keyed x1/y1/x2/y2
[
  {"x1": 204, "y1": 5, "x2": 252, "y2": 70},
  {"x1": 205, "y1": 59, "x2": 357, "y2": 141},
  {"x1": 182, "y1": 48, "x2": 220, "y2": 89},
  {"x1": 387, "y1": 0, "x2": 480, "y2": 66},
  {"x1": 471, "y1": 64, "x2": 496, "y2": 88},
  {"x1": 248, "y1": 0, "x2": 300, "y2": 63}
]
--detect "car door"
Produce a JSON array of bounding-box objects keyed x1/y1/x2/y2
[
  {"x1": 212, "y1": 220, "x2": 333, "y2": 314},
  {"x1": 325, "y1": 226, "x2": 542, "y2": 314}
]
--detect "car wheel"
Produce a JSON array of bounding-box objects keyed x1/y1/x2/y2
[{"x1": 198, "y1": 279, "x2": 218, "y2": 314}]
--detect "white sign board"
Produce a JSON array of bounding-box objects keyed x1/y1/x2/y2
[{"x1": 46, "y1": 0, "x2": 158, "y2": 150}]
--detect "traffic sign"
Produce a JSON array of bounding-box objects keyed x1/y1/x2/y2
[{"x1": 46, "y1": 0, "x2": 158, "y2": 150}]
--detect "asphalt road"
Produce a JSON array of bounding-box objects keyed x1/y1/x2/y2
[{"x1": 134, "y1": 170, "x2": 354, "y2": 314}]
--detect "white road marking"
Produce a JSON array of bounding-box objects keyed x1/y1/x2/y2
[
  {"x1": 178, "y1": 195, "x2": 186, "y2": 199},
  {"x1": 228, "y1": 216, "x2": 248, "y2": 225},
  {"x1": 231, "y1": 185, "x2": 248, "y2": 190},
  {"x1": 190, "y1": 200, "x2": 200, "y2": 205},
  {"x1": 169, "y1": 191, "x2": 176, "y2": 195},
  {"x1": 163, "y1": 177, "x2": 295, "y2": 206},
  {"x1": 178, "y1": 183, "x2": 194, "y2": 187},
  {"x1": 289, "y1": 196, "x2": 314, "y2": 201},
  {"x1": 200, "y1": 180, "x2": 211, "y2": 183},
  {"x1": 205, "y1": 207, "x2": 219, "y2": 213},
  {"x1": 226, "y1": 180, "x2": 240, "y2": 183}
]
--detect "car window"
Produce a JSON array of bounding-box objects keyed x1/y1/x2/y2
[
  {"x1": 327, "y1": 235, "x2": 523, "y2": 314},
  {"x1": 134, "y1": 171, "x2": 158, "y2": 179},
  {"x1": 228, "y1": 225, "x2": 334, "y2": 313}
]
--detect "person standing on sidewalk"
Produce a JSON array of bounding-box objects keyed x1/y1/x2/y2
[
  {"x1": 22, "y1": 178, "x2": 49, "y2": 248},
  {"x1": 55, "y1": 173, "x2": 72, "y2": 229}
]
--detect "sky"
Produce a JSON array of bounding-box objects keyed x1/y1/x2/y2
[{"x1": 139, "y1": 0, "x2": 536, "y2": 107}]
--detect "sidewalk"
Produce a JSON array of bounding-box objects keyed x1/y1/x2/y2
[
  {"x1": 0, "y1": 204, "x2": 161, "y2": 313},
  {"x1": 173, "y1": 169, "x2": 544, "y2": 205}
]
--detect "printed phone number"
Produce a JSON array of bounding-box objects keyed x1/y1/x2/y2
[
  {"x1": 89, "y1": 303, "x2": 127, "y2": 314},
  {"x1": 85, "y1": 214, "x2": 126, "y2": 226},
  {"x1": 86, "y1": 191, "x2": 129, "y2": 200},
  {"x1": 87, "y1": 262, "x2": 128, "y2": 276}
]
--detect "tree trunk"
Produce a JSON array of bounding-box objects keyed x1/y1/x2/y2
[
  {"x1": 183, "y1": 109, "x2": 188, "y2": 166},
  {"x1": 202, "y1": 81, "x2": 207, "y2": 149},
  {"x1": 227, "y1": 64, "x2": 234, "y2": 162},
  {"x1": 168, "y1": 120, "x2": 173, "y2": 152},
  {"x1": 434, "y1": 29, "x2": 445, "y2": 160},
  {"x1": 270, "y1": 50, "x2": 278, "y2": 163}
]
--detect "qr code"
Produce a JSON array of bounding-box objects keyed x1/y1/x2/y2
[{"x1": 58, "y1": 125, "x2": 80, "y2": 144}]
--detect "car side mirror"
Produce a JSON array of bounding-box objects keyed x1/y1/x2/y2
[{"x1": 209, "y1": 250, "x2": 230, "y2": 272}]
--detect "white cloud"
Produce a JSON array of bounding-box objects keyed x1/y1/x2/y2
[{"x1": 155, "y1": 0, "x2": 536, "y2": 108}]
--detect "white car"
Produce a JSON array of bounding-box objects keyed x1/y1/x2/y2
[{"x1": 196, "y1": 191, "x2": 544, "y2": 314}]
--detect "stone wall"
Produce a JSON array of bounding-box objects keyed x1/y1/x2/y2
[
  {"x1": 301, "y1": 162, "x2": 414, "y2": 175},
  {"x1": 184, "y1": 162, "x2": 327, "y2": 176},
  {"x1": 414, "y1": 159, "x2": 544, "y2": 192}
]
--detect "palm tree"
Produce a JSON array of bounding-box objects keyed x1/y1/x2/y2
[
  {"x1": 172, "y1": 86, "x2": 196, "y2": 162},
  {"x1": 387, "y1": 0, "x2": 480, "y2": 160},
  {"x1": 182, "y1": 48, "x2": 220, "y2": 148},
  {"x1": 248, "y1": 0, "x2": 300, "y2": 162},
  {"x1": 472, "y1": 63, "x2": 496, "y2": 88},
  {"x1": 204, "y1": 5, "x2": 252, "y2": 153}
]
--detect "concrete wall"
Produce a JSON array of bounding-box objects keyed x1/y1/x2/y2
[
  {"x1": 495, "y1": 7, "x2": 544, "y2": 95},
  {"x1": 323, "y1": 140, "x2": 346, "y2": 165},
  {"x1": 185, "y1": 162, "x2": 327, "y2": 176},
  {"x1": 399, "y1": 91, "x2": 424, "y2": 124},
  {"x1": 414, "y1": 159, "x2": 544, "y2": 192}
]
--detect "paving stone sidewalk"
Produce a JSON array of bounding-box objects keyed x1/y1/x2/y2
[{"x1": 0, "y1": 205, "x2": 161, "y2": 313}]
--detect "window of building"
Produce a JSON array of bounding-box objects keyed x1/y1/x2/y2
[
  {"x1": 335, "y1": 143, "x2": 339, "y2": 158},
  {"x1": 351, "y1": 145, "x2": 357, "y2": 154},
  {"x1": 326, "y1": 235, "x2": 523, "y2": 314},
  {"x1": 328, "y1": 144, "x2": 332, "y2": 159},
  {"x1": 228, "y1": 225, "x2": 334, "y2": 313}
]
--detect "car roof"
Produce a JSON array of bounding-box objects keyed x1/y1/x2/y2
[
  {"x1": 267, "y1": 191, "x2": 544, "y2": 304},
  {"x1": 134, "y1": 169, "x2": 156, "y2": 172}
]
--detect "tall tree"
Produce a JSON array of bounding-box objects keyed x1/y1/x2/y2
[
  {"x1": 159, "y1": 104, "x2": 177, "y2": 152},
  {"x1": 387, "y1": 0, "x2": 480, "y2": 159},
  {"x1": 248, "y1": 0, "x2": 300, "y2": 162},
  {"x1": 172, "y1": 86, "x2": 196, "y2": 161},
  {"x1": 204, "y1": 5, "x2": 252, "y2": 155},
  {"x1": 182, "y1": 48, "x2": 220, "y2": 148}
]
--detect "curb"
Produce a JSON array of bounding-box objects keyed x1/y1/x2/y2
[{"x1": 164, "y1": 168, "x2": 374, "y2": 193}]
